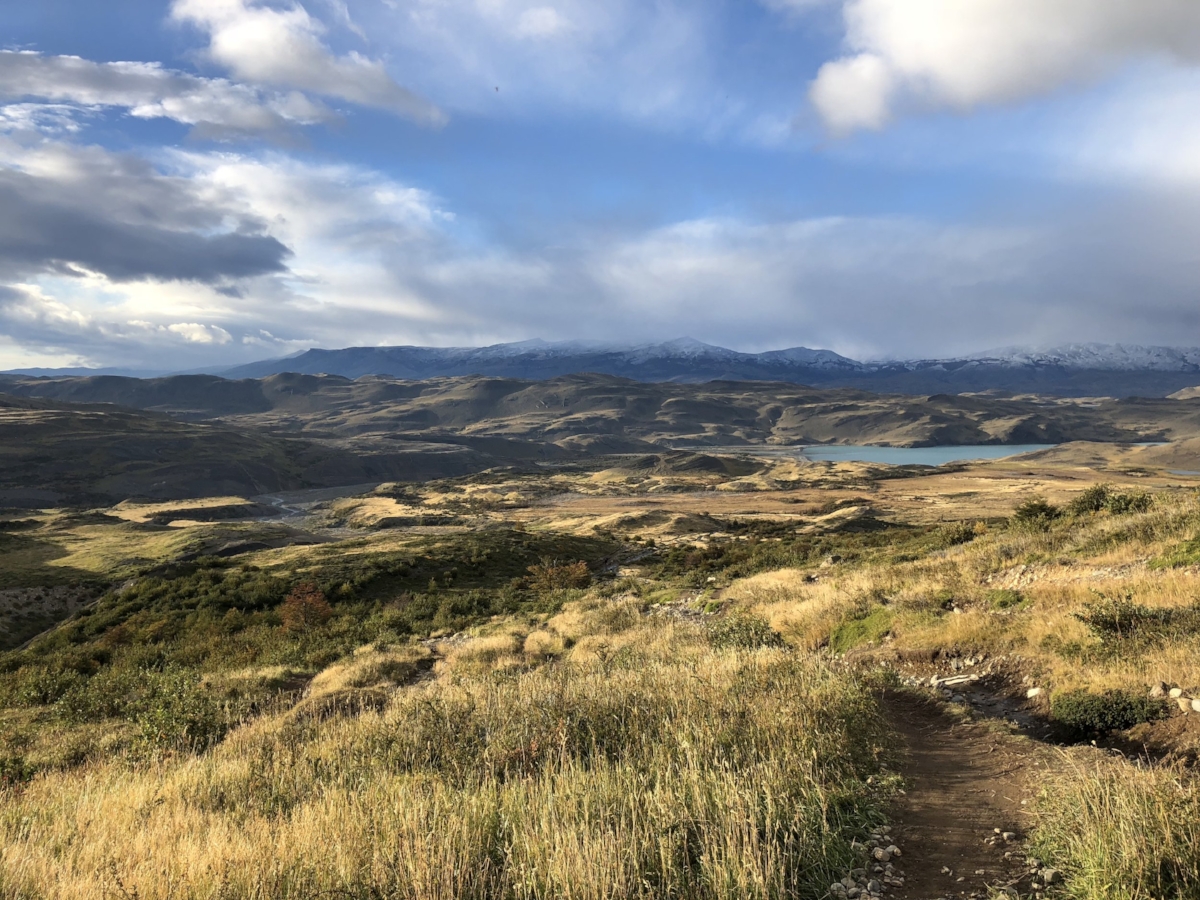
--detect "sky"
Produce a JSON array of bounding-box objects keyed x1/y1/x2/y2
[{"x1": 2, "y1": 0, "x2": 1200, "y2": 370}]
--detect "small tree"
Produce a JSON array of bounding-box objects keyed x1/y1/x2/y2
[
  {"x1": 279, "y1": 582, "x2": 333, "y2": 632},
  {"x1": 1012, "y1": 496, "x2": 1060, "y2": 530},
  {"x1": 526, "y1": 559, "x2": 591, "y2": 592}
]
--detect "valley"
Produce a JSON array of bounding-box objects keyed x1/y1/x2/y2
[{"x1": 2, "y1": 375, "x2": 1200, "y2": 899}]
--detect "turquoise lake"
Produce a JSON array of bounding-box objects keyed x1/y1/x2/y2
[{"x1": 797, "y1": 444, "x2": 1057, "y2": 466}]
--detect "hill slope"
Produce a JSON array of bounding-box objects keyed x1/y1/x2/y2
[{"x1": 6, "y1": 373, "x2": 1198, "y2": 449}]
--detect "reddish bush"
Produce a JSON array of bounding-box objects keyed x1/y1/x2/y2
[
  {"x1": 279, "y1": 582, "x2": 333, "y2": 632},
  {"x1": 526, "y1": 560, "x2": 591, "y2": 592}
]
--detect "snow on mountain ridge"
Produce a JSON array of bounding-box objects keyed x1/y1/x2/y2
[{"x1": 967, "y1": 343, "x2": 1200, "y2": 371}]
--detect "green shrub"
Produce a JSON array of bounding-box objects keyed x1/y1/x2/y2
[
  {"x1": 1068, "y1": 484, "x2": 1153, "y2": 517},
  {"x1": 135, "y1": 669, "x2": 230, "y2": 752},
  {"x1": 1012, "y1": 496, "x2": 1061, "y2": 529},
  {"x1": 0, "y1": 755, "x2": 31, "y2": 789},
  {"x1": 830, "y1": 606, "x2": 893, "y2": 654},
  {"x1": 1075, "y1": 595, "x2": 1200, "y2": 647},
  {"x1": 1051, "y1": 689, "x2": 1168, "y2": 736},
  {"x1": 1150, "y1": 536, "x2": 1200, "y2": 569},
  {"x1": 1105, "y1": 491, "x2": 1152, "y2": 515},
  {"x1": 706, "y1": 612, "x2": 786, "y2": 650},
  {"x1": 987, "y1": 589, "x2": 1026, "y2": 611},
  {"x1": 1068, "y1": 484, "x2": 1112, "y2": 515},
  {"x1": 936, "y1": 521, "x2": 977, "y2": 548}
]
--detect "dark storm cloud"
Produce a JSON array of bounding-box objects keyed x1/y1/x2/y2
[{"x1": 0, "y1": 150, "x2": 290, "y2": 284}]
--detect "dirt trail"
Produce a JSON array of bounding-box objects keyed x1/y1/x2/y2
[{"x1": 885, "y1": 693, "x2": 1043, "y2": 899}]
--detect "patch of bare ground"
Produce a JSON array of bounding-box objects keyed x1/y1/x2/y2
[{"x1": 884, "y1": 691, "x2": 1045, "y2": 900}]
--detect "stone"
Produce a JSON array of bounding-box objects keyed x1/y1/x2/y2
[
  {"x1": 1191, "y1": 698, "x2": 1200, "y2": 713},
  {"x1": 1042, "y1": 868, "x2": 1061, "y2": 885},
  {"x1": 1149, "y1": 682, "x2": 1168, "y2": 699},
  {"x1": 872, "y1": 848, "x2": 891, "y2": 863},
  {"x1": 1026, "y1": 687, "x2": 1042, "y2": 699},
  {"x1": 867, "y1": 880, "x2": 883, "y2": 893},
  {"x1": 1002, "y1": 832, "x2": 1016, "y2": 842},
  {"x1": 885, "y1": 845, "x2": 901, "y2": 858},
  {"x1": 1178, "y1": 697, "x2": 1192, "y2": 713},
  {"x1": 1170, "y1": 687, "x2": 1184, "y2": 699}
]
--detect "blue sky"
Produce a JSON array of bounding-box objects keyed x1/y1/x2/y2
[{"x1": 2, "y1": 0, "x2": 1200, "y2": 370}]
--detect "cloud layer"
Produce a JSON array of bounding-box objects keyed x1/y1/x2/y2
[
  {"x1": 4, "y1": 1, "x2": 1200, "y2": 372},
  {"x1": 0, "y1": 50, "x2": 334, "y2": 138},
  {"x1": 810, "y1": 0, "x2": 1200, "y2": 132},
  {"x1": 171, "y1": 0, "x2": 446, "y2": 125},
  {"x1": 6, "y1": 135, "x2": 1200, "y2": 369}
]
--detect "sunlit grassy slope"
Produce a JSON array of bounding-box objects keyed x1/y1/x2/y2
[
  {"x1": 0, "y1": 622, "x2": 890, "y2": 900},
  {"x1": 6, "y1": 475, "x2": 1200, "y2": 898}
]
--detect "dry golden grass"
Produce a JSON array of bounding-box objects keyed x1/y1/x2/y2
[
  {"x1": 0, "y1": 621, "x2": 889, "y2": 900},
  {"x1": 108, "y1": 497, "x2": 255, "y2": 524},
  {"x1": 1035, "y1": 754, "x2": 1200, "y2": 900},
  {"x1": 712, "y1": 491, "x2": 1200, "y2": 695}
]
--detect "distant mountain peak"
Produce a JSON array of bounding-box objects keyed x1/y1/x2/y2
[{"x1": 967, "y1": 343, "x2": 1200, "y2": 371}]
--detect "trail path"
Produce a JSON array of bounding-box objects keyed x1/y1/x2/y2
[{"x1": 885, "y1": 693, "x2": 1043, "y2": 899}]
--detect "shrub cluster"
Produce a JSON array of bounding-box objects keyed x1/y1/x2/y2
[
  {"x1": 706, "y1": 612, "x2": 787, "y2": 650},
  {"x1": 1051, "y1": 688, "x2": 1168, "y2": 736},
  {"x1": 1067, "y1": 483, "x2": 1153, "y2": 517},
  {"x1": 1011, "y1": 496, "x2": 1061, "y2": 529},
  {"x1": 525, "y1": 559, "x2": 592, "y2": 592},
  {"x1": 1075, "y1": 594, "x2": 1200, "y2": 649}
]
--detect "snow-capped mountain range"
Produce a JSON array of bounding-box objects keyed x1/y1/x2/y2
[
  {"x1": 7, "y1": 340, "x2": 1200, "y2": 398},
  {"x1": 216, "y1": 339, "x2": 1200, "y2": 379},
  {"x1": 962, "y1": 343, "x2": 1200, "y2": 372}
]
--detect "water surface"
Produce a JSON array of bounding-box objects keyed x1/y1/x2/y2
[{"x1": 797, "y1": 444, "x2": 1057, "y2": 466}]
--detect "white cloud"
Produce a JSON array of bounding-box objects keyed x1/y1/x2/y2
[
  {"x1": 372, "y1": 0, "x2": 722, "y2": 125},
  {"x1": 171, "y1": 0, "x2": 446, "y2": 125},
  {"x1": 809, "y1": 0, "x2": 1200, "y2": 133},
  {"x1": 516, "y1": 7, "x2": 567, "y2": 39},
  {"x1": 1060, "y1": 69, "x2": 1200, "y2": 186},
  {"x1": 0, "y1": 50, "x2": 333, "y2": 139},
  {"x1": 167, "y1": 322, "x2": 234, "y2": 343},
  {"x1": 6, "y1": 127, "x2": 1200, "y2": 369}
]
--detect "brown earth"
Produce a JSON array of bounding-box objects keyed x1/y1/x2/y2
[{"x1": 885, "y1": 692, "x2": 1042, "y2": 900}]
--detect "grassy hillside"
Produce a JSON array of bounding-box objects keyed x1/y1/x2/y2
[
  {"x1": 5, "y1": 431, "x2": 1200, "y2": 898},
  {"x1": 0, "y1": 393, "x2": 562, "y2": 504},
  {"x1": 9, "y1": 371, "x2": 1200, "y2": 447}
]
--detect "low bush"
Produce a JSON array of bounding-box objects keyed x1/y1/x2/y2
[
  {"x1": 706, "y1": 612, "x2": 787, "y2": 650},
  {"x1": 1012, "y1": 496, "x2": 1061, "y2": 530},
  {"x1": 135, "y1": 669, "x2": 231, "y2": 752},
  {"x1": 1068, "y1": 483, "x2": 1153, "y2": 517},
  {"x1": 830, "y1": 606, "x2": 894, "y2": 654},
  {"x1": 936, "y1": 521, "x2": 977, "y2": 548},
  {"x1": 987, "y1": 589, "x2": 1026, "y2": 611},
  {"x1": 526, "y1": 559, "x2": 592, "y2": 592},
  {"x1": 1051, "y1": 688, "x2": 1168, "y2": 737},
  {"x1": 1075, "y1": 595, "x2": 1200, "y2": 648},
  {"x1": 278, "y1": 582, "x2": 334, "y2": 632}
]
